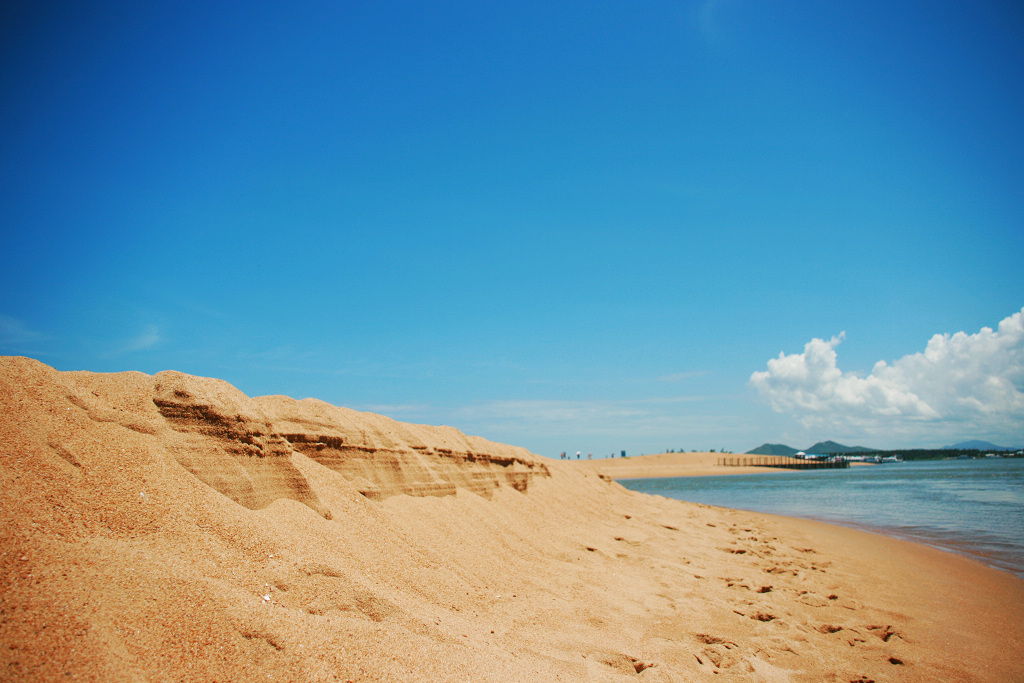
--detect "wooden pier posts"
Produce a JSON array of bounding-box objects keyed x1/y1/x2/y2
[{"x1": 717, "y1": 456, "x2": 849, "y2": 470}]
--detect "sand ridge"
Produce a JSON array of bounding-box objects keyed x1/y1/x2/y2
[{"x1": 1, "y1": 356, "x2": 1022, "y2": 681}]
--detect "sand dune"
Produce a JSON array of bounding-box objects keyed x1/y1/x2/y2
[{"x1": 1, "y1": 356, "x2": 1021, "y2": 681}]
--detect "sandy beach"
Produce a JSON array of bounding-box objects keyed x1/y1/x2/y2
[
  {"x1": 2, "y1": 356, "x2": 1022, "y2": 681},
  {"x1": 581, "y1": 451, "x2": 811, "y2": 479}
]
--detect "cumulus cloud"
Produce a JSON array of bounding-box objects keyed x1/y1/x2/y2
[{"x1": 750, "y1": 308, "x2": 1024, "y2": 441}]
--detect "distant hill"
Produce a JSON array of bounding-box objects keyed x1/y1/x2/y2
[
  {"x1": 747, "y1": 439, "x2": 1022, "y2": 460},
  {"x1": 806, "y1": 440, "x2": 875, "y2": 454},
  {"x1": 746, "y1": 443, "x2": 800, "y2": 456},
  {"x1": 748, "y1": 441, "x2": 876, "y2": 455},
  {"x1": 944, "y1": 440, "x2": 1018, "y2": 451}
]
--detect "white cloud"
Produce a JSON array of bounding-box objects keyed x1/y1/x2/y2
[
  {"x1": 456, "y1": 399, "x2": 653, "y2": 435},
  {"x1": 0, "y1": 314, "x2": 46, "y2": 347},
  {"x1": 448, "y1": 396, "x2": 754, "y2": 457},
  {"x1": 453, "y1": 395, "x2": 735, "y2": 443},
  {"x1": 658, "y1": 370, "x2": 711, "y2": 383},
  {"x1": 359, "y1": 403, "x2": 436, "y2": 421},
  {"x1": 750, "y1": 308, "x2": 1024, "y2": 443},
  {"x1": 123, "y1": 324, "x2": 161, "y2": 352},
  {"x1": 697, "y1": 0, "x2": 730, "y2": 45}
]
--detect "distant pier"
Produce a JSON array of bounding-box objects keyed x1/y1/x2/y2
[{"x1": 717, "y1": 456, "x2": 849, "y2": 470}]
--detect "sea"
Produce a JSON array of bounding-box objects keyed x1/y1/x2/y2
[{"x1": 618, "y1": 457, "x2": 1024, "y2": 579}]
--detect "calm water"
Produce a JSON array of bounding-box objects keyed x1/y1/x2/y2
[{"x1": 619, "y1": 458, "x2": 1024, "y2": 579}]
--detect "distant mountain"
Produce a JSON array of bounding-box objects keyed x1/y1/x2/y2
[
  {"x1": 746, "y1": 443, "x2": 800, "y2": 456},
  {"x1": 748, "y1": 439, "x2": 1022, "y2": 456},
  {"x1": 944, "y1": 440, "x2": 1018, "y2": 451},
  {"x1": 805, "y1": 440, "x2": 876, "y2": 454}
]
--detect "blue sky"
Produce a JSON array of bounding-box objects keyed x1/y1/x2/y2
[{"x1": 2, "y1": 1, "x2": 1023, "y2": 455}]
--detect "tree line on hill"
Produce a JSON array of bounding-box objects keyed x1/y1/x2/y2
[
  {"x1": 873, "y1": 448, "x2": 1022, "y2": 460},
  {"x1": 747, "y1": 440, "x2": 1023, "y2": 460}
]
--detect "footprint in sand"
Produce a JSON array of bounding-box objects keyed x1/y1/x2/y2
[
  {"x1": 594, "y1": 652, "x2": 655, "y2": 675},
  {"x1": 797, "y1": 592, "x2": 832, "y2": 607},
  {"x1": 866, "y1": 624, "x2": 904, "y2": 642},
  {"x1": 692, "y1": 634, "x2": 749, "y2": 674},
  {"x1": 733, "y1": 608, "x2": 777, "y2": 622}
]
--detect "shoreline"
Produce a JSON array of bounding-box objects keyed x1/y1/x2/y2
[
  {"x1": 816, "y1": 515, "x2": 1024, "y2": 580},
  {"x1": 603, "y1": 452, "x2": 1024, "y2": 581},
  {"x1": 3, "y1": 357, "x2": 1022, "y2": 681}
]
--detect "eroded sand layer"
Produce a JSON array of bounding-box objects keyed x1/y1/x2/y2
[{"x1": 2, "y1": 357, "x2": 1022, "y2": 681}]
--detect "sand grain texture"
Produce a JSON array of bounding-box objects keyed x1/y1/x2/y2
[{"x1": 1, "y1": 357, "x2": 1022, "y2": 682}]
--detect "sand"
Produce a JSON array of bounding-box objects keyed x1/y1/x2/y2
[
  {"x1": 581, "y1": 451, "x2": 808, "y2": 478},
  {"x1": 1, "y1": 356, "x2": 1021, "y2": 682}
]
